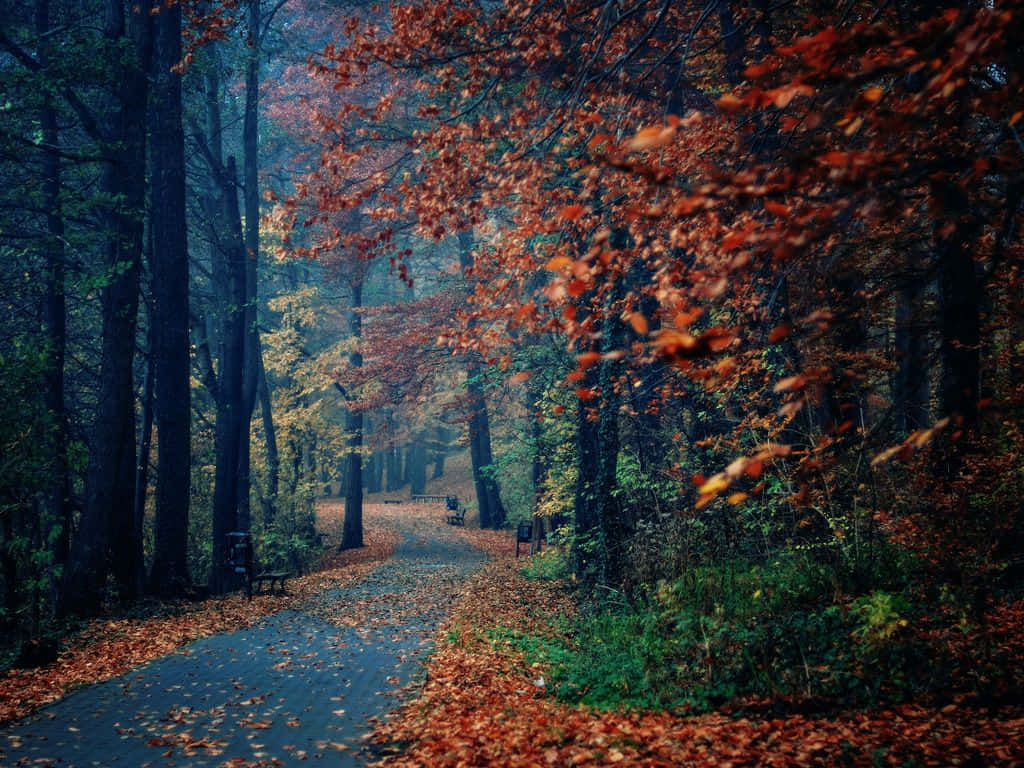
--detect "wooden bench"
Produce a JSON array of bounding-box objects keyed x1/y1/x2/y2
[
  {"x1": 446, "y1": 508, "x2": 466, "y2": 526},
  {"x1": 412, "y1": 494, "x2": 449, "y2": 503},
  {"x1": 382, "y1": 499, "x2": 402, "y2": 505},
  {"x1": 252, "y1": 571, "x2": 290, "y2": 594}
]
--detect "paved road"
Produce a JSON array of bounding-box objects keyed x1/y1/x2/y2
[{"x1": 0, "y1": 513, "x2": 483, "y2": 767}]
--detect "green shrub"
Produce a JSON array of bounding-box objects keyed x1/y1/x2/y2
[
  {"x1": 503, "y1": 557, "x2": 935, "y2": 712},
  {"x1": 521, "y1": 547, "x2": 570, "y2": 581}
]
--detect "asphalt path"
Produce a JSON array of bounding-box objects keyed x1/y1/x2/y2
[{"x1": 0, "y1": 510, "x2": 483, "y2": 767}]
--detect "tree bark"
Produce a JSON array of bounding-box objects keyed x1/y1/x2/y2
[
  {"x1": 386, "y1": 442, "x2": 401, "y2": 491},
  {"x1": 35, "y1": 0, "x2": 71, "y2": 608},
  {"x1": 148, "y1": 0, "x2": 191, "y2": 598},
  {"x1": 410, "y1": 435, "x2": 427, "y2": 496},
  {"x1": 66, "y1": 0, "x2": 150, "y2": 614},
  {"x1": 208, "y1": 156, "x2": 247, "y2": 594},
  {"x1": 236, "y1": 0, "x2": 262, "y2": 534},
  {"x1": 258, "y1": 340, "x2": 278, "y2": 528},
  {"x1": 431, "y1": 426, "x2": 449, "y2": 479},
  {"x1": 458, "y1": 231, "x2": 506, "y2": 528},
  {"x1": 893, "y1": 256, "x2": 930, "y2": 433},
  {"x1": 340, "y1": 279, "x2": 364, "y2": 549}
]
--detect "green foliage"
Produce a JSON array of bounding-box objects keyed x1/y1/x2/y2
[
  {"x1": 521, "y1": 547, "x2": 569, "y2": 581},
  {"x1": 506, "y1": 556, "x2": 938, "y2": 713}
]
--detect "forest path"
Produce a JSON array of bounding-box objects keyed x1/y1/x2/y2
[{"x1": 0, "y1": 503, "x2": 484, "y2": 767}]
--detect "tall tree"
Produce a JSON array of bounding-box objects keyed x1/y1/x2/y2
[
  {"x1": 65, "y1": 0, "x2": 151, "y2": 613},
  {"x1": 148, "y1": 0, "x2": 190, "y2": 598},
  {"x1": 338, "y1": 276, "x2": 364, "y2": 549},
  {"x1": 458, "y1": 232, "x2": 507, "y2": 529}
]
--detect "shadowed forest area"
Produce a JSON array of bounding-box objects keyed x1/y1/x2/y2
[{"x1": 1, "y1": 0, "x2": 1024, "y2": 765}]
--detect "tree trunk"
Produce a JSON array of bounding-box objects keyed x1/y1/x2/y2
[
  {"x1": 66, "y1": 0, "x2": 150, "y2": 615},
  {"x1": 208, "y1": 157, "x2": 246, "y2": 594},
  {"x1": 236, "y1": 0, "x2": 262, "y2": 534},
  {"x1": 148, "y1": 0, "x2": 190, "y2": 598},
  {"x1": 431, "y1": 426, "x2": 449, "y2": 479},
  {"x1": 35, "y1": 0, "x2": 71, "y2": 609},
  {"x1": 466, "y1": 360, "x2": 506, "y2": 528},
  {"x1": 340, "y1": 279, "x2": 364, "y2": 549},
  {"x1": 133, "y1": 312, "x2": 155, "y2": 584},
  {"x1": 893, "y1": 256, "x2": 930, "y2": 433},
  {"x1": 937, "y1": 182, "x2": 980, "y2": 428},
  {"x1": 258, "y1": 347, "x2": 278, "y2": 528},
  {"x1": 386, "y1": 443, "x2": 401, "y2": 491},
  {"x1": 410, "y1": 435, "x2": 427, "y2": 496},
  {"x1": 458, "y1": 231, "x2": 506, "y2": 528}
]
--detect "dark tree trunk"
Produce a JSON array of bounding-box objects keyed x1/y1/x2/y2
[
  {"x1": 366, "y1": 437, "x2": 382, "y2": 495},
  {"x1": 148, "y1": 0, "x2": 190, "y2": 598},
  {"x1": 133, "y1": 312, "x2": 155, "y2": 583},
  {"x1": 573, "y1": 234, "x2": 627, "y2": 588},
  {"x1": 893, "y1": 257, "x2": 930, "y2": 433},
  {"x1": 35, "y1": 0, "x2": 71, "y2": 605},
  {"x1": 340, "y1": 280, "x2": 364, "y2": 549},
  {"x1": 937, "y1": 183, "x2": 980, "y2": 428},
  {"x1": 466, "y1": 360, "x2": 506, "y2": 528},
  {"x1": 402, "y1": 443, "x2": 412, "y2": 487},
  {"x1": 386, "y1": 443, "x2": 401, "y2": 491},
  {"x1": 410, "y1": 436, "x2": 427, "y2": 496},
  {"x1": 431, "y1": 426, "x2": 449, "y2": 479},
  {"x1": 595, "y1": 303, "x2": 625, "y2": 587},
  {"x1": 66, "y1": 0, "x2": 150, "y2": 615},
  {"x1": 574, "y1": 365, "x2": 600, "y2": 582},
  {"x1": 208, "y1": 158, "x2": 246, "y2": 594},
  {"x1": 258, "y1": 348, "x2": 278, "y2": 528},
  {"x1": 458, "y1": 232, "x2": 506, "y2": 528},
  {"x1": 236, "y1": 0, "x2": 262, "y2": 534}
]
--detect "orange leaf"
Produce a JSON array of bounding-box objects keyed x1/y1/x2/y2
[
  {"x1": 863, "y1": 86, "x2": 885, "y2": 102},
  {"x1": 559, "y1": 204, "x2": 586, "y2": 222},
  {"x1": 627, "y1": 125, "x2": 676, "y2": 152},
  {"x1": 716, "y1": 93, "x2": 744, "y2": 113},
  {"x1": 773, "y1": 375, "x2": 807, "y2": 393},
  {"x1": 508, "y1": 371, "x2": 532, "y2": 385},
  {"x1": 576, "y1": 351, "x2": 602, "y2": 369},
  {"x1": 576, "y1": 387, "x2": 598, "y2": 401},
  {"x1": 727, "y1": 492, "x2": 749, "y2": 506},
  {"x1": 545, "y1": 255, "x2": 572, "y2": 271},
  {"x1": 627, "y1": 312, "x2": 649, "y2": 334},
  {"x1": 768, "y1": 324, "x2": 791, "y2": 343}
]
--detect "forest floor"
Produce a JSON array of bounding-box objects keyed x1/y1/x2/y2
[{"x1": 0, "y1": 501, "x2": 501, "y2": 766}]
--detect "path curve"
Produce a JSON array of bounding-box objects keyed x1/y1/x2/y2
[{"x1": 0, "y1": 504, "x2": 483, "y2": 767}]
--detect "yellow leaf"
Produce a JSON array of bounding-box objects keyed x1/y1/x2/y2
[
  {"x1": 545, "y1": 256, "x2": 572, "y2": 271},
  {"x1": 727, "y1": 491, "x2": 749, "y2": 506},
  {"x1": 697, "y1": 473, "x2": 730, "y2": 496}
]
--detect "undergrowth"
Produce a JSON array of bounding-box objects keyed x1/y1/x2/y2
[{"x1": 503, "y1": 551, "x2": 1024, "y2": 714}]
